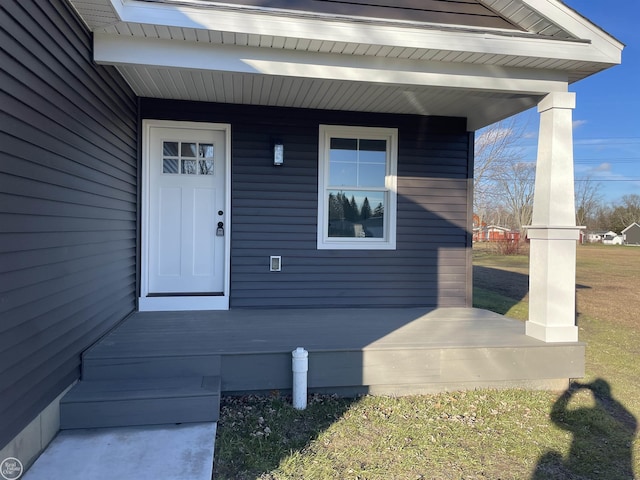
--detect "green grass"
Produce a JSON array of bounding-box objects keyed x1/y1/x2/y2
[
  {"x1": 214, "y1": 246, "x2": 640, "y2": 479},
  {"x1": 472, "y1": 287, "x2": 528, "y2": 320}
]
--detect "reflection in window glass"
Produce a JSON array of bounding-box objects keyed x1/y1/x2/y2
[
  {"x1": 329, "y1": 138, "x2": 386, "y2": 188},
  {"x1": 359, "y1": 139, "x2": 386, "y2": 154},
  {"x1": 182, "y1": 159, "x2": 197, "y2": 174},
  {"x1": 319, "y1": 125, "x2": 396, "y2": 250},
  {"x1": 163, "y1": 142, "x2": 179, "y2": 156},
  {"x1": 163, "y1": 158, "x2": 179, "y2": 174},
  {"x1": 181, "y1": 143, "x2": 197, "y2": 157},
  {"x1": 162, "y1": 141, "x2": 216, "y2": 175},
  {"x1": 329, "y1": 162, "x2": 357, "y2": 186},
  {"x1": 199, "y1": 159, "x2": 214, "y2": 175},
  {"x1": 330, "y1": 138, "x2": 358, "y2": 158},
  {"x1": 199, "y1": 144, "x2": 214, "y2": 158},
  {"x1": 327, "y1": 190, "x2": 385, "y2": 238}
]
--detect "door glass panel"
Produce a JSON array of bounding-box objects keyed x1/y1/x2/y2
[
  {"x1": 163, "y1": 141, "x2": 179, "y2": 156},
  {"x1": 199, "y1": 159, "x2": 214, "y2": 175},
  {"x1": 327, "y1": 190, "x2": 385, "y2": 238},
  {"x1": 163, "y1": 158, "x2": 179, "y2": 174},
  {"x1": 199, "y1": 144, "x2": 214, "y2": 158},
  {"x1": 163, "y1": 141, "x2": 215, "y2": 175},
  {"x1": 181, "y1": 142, "x2": 197, "y2": 157},
  {"x1": 182, "y1": 159, "x2": 197, "y2": 174}
]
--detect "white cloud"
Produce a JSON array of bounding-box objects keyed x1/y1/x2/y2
[
  {"x1": 592, "y1": 162, "x2": 612, "y2": 172},
  {"x1": 572, "y1": 119, "x2": 588, "y2": 129}
]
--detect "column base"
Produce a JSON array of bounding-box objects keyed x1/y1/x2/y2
[{"x1": 526, "y1": 321, "x2": 578, "y2": 343}]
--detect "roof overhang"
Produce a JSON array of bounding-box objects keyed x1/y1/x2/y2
[{"x1": 70, "y1": 0, "x2": 623, "y2": 130}]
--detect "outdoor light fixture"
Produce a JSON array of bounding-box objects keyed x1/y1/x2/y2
[{"x1": 273, "y1": 142, "x2": 284, "y2": 166}]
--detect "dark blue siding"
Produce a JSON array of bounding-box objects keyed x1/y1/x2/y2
[
  {"x1": 141, "y1": 100, "x2": 472, "y2": 309},
  {"x1": 0, "y1": 0, "x2": 137, "y2": 448}
]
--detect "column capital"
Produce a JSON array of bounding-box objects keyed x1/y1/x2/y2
[
  {"x1": 526, "y1": 225, "x2": 584, "y2": 240},
  {"x1": 538, "y1": 91, "x2": 576, "y2": 113}
]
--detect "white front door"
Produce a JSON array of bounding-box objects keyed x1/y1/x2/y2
[{"x1": 140, "y1": 121, "x2": 230, "y2": 311}]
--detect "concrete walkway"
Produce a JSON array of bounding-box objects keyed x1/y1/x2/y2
[{"x1": 23, "y1": 423, "x2": 216, "y2": 480}]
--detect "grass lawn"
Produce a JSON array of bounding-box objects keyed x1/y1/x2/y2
[{"x1": 213, "y1": 244, "x2": 639, "y2": 479}]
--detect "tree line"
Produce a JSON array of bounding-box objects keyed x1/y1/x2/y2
[{"x1": 328, "y1": 192, "x2": 383, "y2": 222}]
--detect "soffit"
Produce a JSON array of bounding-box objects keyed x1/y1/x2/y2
[{"x1": 67, "y1": 0, "x2": 623, "y2": 129}]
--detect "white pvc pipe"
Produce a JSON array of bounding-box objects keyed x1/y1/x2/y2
[{"x1": 292, "y1": 347, "x2": 308, "y2": 410}]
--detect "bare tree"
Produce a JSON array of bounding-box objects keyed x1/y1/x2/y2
[
  {"x1": 575, "y1": 174, "x2": 603, "y2": 229},
  {"x1": 474, "y1": 117, "x2": 531, "y2": 234},
  {"x1": 495, "y1": 161, "x2": 536, "y2": 235}
]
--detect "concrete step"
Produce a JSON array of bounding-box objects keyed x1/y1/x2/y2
[
  {"x1": 81, "y1": 354, "x2": 221, "y2": 380},
  {"x1": 60, "y1": 376, "x2": 220, "y2": 429}
]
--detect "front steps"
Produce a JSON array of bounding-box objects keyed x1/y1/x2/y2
[
  {"x1": 60, "y1": 350, "x2": 222, "y2": 430},
  {"x1": 60, "y1": 377, "x2": 220, "y2": 429}
]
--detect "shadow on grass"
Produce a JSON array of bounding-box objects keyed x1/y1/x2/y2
[
  {"x1": 213, "y1": 393, "x2": 359, "y2": 480},
  {"x1": 473, "y1": 266, "x2": 529, "y2": 316},
  {"x1": 474, "y1": 266, "x2": 529, "y2": 298},
  {"x1": 473, "y1": 265, "x2": 591, "y2": 317},
  {"x1": 532, "y1": 378, "x2": 638, "y2": 480}
]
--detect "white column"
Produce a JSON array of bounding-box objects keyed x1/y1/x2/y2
[{"x1": 526, "y1": 92, "x2": 582, "y2": 343}]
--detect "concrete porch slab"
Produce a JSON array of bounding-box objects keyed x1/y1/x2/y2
[{"x1": 23, "y1": 423, "x2": 216, "y2": 480}]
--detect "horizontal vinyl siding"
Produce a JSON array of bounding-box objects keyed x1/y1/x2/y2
[
  {"x1": 141, "y1": 99, "x2": 471, "y2": 309},
  {"x1": 0, "y1": 0, "x2": 137, "y2": 449}
]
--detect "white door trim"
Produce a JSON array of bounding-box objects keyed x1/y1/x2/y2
[{"x1": 139, "y1": 120, "x2": 232, "y2": 311}]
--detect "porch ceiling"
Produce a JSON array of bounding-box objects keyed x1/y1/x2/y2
[{"x1": 70, "y1": 0, "x2": 622, "y2": 130}]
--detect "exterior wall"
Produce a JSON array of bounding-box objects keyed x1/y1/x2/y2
[
  {"x1": 623, "y1": 225, "x2": 640, "y2": 245},
  {"x1": 141, "y1": 99, "x2": 472, "y2": 309},
  {"x1": 0, "y1": 0, "x2": 138, "y2": 450}
]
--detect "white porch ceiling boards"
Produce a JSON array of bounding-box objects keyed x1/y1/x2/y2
[
  {"x1": 119, "y1": 65, "x2": 537, "y2": 117},
  {"x1": 69, "y1": 0, "x2": 623, "y2": 129}
]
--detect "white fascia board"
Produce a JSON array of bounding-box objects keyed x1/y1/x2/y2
[
  {"x1": 520, "y1": 0, "x2": 623, "y2": 64},
  {"x1": 95, "y1": 33, "x2": 569, "y2": 94},
  {"x1": 110, "y1": 0, "x2": 618, "y2": 65}
]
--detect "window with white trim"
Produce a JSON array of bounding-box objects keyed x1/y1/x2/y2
[{"x1": 318, "y1": 125, "x2": 398, "y2": 250}]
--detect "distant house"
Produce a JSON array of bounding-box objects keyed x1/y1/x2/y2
[
  {"x1": 474, "y1": 225, "x2": 520, "y2": 243},
  {"x1": 1, "y1": 0, "x2": 622, "y2": 473},
  {"x1": 622, "y1": 223, "x2": 640, "y2": 245},
  {"x1": 602, "y1": 232, "x2": 623, "y2": 245},
  {"x1": 487, "y1": 226, "x2": 520, "y2": 243},
  {"x1": 586, "y1": 232, "x2": 607, "y2": 243}
]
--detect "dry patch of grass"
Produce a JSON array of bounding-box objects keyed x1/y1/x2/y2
[{"x1": 575, "y1": 245, "x2": 640, "y2": 330}]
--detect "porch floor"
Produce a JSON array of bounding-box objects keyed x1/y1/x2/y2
[
  {"x1": 92, "y1": 307, "x2": 549, "y2": 355},
  {"x1": 86, "y1": 307, "x2": 585, "y2": 395}
]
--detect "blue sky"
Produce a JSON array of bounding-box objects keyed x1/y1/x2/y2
[{"x1": 507, "y1": 0, "x2": 640, "y2": 204}]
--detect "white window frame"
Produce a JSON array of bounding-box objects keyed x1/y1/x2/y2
[{"x1": 317, "y1": 125, "x2": 398, "y2": 250}]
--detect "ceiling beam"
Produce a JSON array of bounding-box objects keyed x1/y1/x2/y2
[{"x1": 95, "y1": 33, "x2": 570, "y2": 95}]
